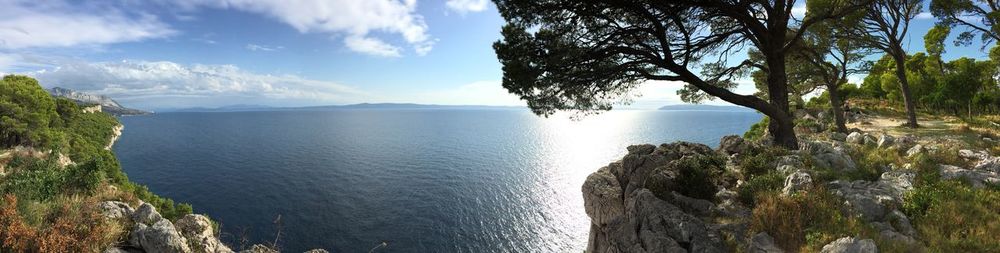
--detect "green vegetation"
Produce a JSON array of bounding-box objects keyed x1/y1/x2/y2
[
  {"x1": 0, "y1": 75, "x2": 192, "y2": 252},
  {"x1": 673, "y1": 154, "x2": 727, "y2": 201}
]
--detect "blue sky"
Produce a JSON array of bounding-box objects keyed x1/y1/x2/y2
[{"x1": 0, "y1": 0, "x2": 993, "y2": 110}]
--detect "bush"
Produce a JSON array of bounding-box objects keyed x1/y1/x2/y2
[
  {"x1": 903, "y1": 181, "x2": 1000, "y2": 252},
  {"x1": 737, "y1": 145, "x2": 787, "y2": 179},
  {"x1": 674, "y1": 154, "x2": 726, "y2": 201},
  {"x1": 743, "y1": 116, "x2": 769, "y2": 141},
  {"x1": 0, "y1": 194, "x2": 124, "y2": 252},
  {"x1": 737, "y1": 171, "x2": 785, "y2": 207},
  {"x1": 750, "y1": 189, "x2": 863, "y2": 252}
]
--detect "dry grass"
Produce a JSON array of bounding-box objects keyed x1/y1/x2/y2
[{"x1": 0, "y1": 193, "x2": 126, "y2": 252}]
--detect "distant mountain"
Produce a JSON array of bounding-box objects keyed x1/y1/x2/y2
[
  {"x1": 48, "y1": 87, "x2": 150, "y2": 116},
  {"x1": 166, "y1": 103, "x2": 524, "y2": 112},
  {"x1": 658, "y1": 104, "x2": 755, "y2": 112}
]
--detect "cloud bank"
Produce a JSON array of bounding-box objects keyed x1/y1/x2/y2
[
  {"x1": 0, "y1": 0, "x2": 175, "y2": 49},
  {"x1": 165, "y1": 0, "x2": 434, "y2": 57},
  {"x1": 27, "y1": 60, "x2": 368, "y2": 109},
  {"x1": 446, "y1": 0, "x2": 490, "y2": 14}
]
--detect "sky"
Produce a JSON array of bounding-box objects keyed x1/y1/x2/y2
[{"x1": 0, "y1": 0, "x2": 993, "y2": 111}]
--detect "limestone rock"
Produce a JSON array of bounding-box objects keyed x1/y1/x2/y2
[
  {"x1": 750, "y1": 232, "x2": 785, "y2": 253},
  {"x1": 820, "y1": 237, "x2": 877, "y2": 253},
  {"x1": 800, "y1": 141, "x2": 856, "y2": 171},
  {"x1": 584, "y1": 142, "x2": 727, "y2": 253},
  {"x1": 132, "y1": 202, "x2": 163, "y2": 225},
  {"x1": 973, "y1": 156, "x2": 1000, "y2": 173},
  {"x1": 97, "y1": 201, "x2": 134, "y2": 219},
  {"x1": 863, "y1": 134, "x2": 878, "y2": 146},
  {"x1": 303, "y1": 250, "x2": 329, "y2": 253},
  {"x1": 846, "y1": 132, "x2": 864, "y2": 144},
  {"x1": 719, "y1": 135, "x2": 748, "y2": 156},
  {"x1": 669, "y1": 191, "x2": 715, "y2": 216},
  {"x1": 103, "y1": 247, "x2": 141, "y2": 253},
  {"x1": 175, "y1": 214, "x2": 233, "y2": 253},
  {"x1": 782, "y1": 170, "x2": 812, "y2": 195},
  {"x1": 239, "y1": 245, "x2": 277, "y2": 253},
  {"x1": 878, "y1": 171, "x2": 915, "y2": 199},
  {"x1": 877, "y1": 134, "x2": 894, "y2": 149},
  {"x1": 939, "y1": 164, "x2": 1000, "y2": 188},
  {"x1": 582, "y1": 167, "x2": 624, "y2": 227},
  {"x1": 135, "y1": 219, "x2": 192, "y2": 253},
  {"x1": 905, "y1": 144, "x2": 924, "y2": 158},
  {"x1": 827, "y1": 180, "x2": 900, "y2": 222},
  {"x1": 775, "y1": 155, "x2": 804, "y2": 173},
  {"x1": 959, "y1": 149, "x2": 989, "y2": 160},
  {"x1": 887, "y1": 210, "x2": 917, "y2": 237}
]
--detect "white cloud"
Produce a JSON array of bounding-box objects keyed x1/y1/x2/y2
[
  {"x1": 25, "y1": 60, "x2": 368, "y2": 108},
  {"x1": 446, "y1": 0, "x2": 489, "y2": 14},
  {"x1": 245, "y1": 44, "x2": 282, "y2": 51},
  {"x1": 790, "y1": 4, "x2": 807, "y2": 19},
  {"x1": 0, "y1": 0, "x2": 175, "y2": 49},
  {"x1": 915, "y1": 12, "x2": 934, "y2": 20},
  {"x1": 163, "y1": 0, "x2": 434, "y2": 57},
  {"x1": 343, "y1": 36, "x2": 402, "y2": 57}
]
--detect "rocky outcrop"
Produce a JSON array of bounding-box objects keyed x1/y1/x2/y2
[
  {"x1": 131, "y1": 220, "x2": 192, "y2": 253},
  {"x1": 98, "y1": 201, "x2": 135, "y2": 219},
  {"x1": 750, "y1": 232, "x2": 784, "y2": 253},
  {"x1": 820, "y1": 237, "x2": 877, "y2": 253},
  {"x1": 876, "y1": 134, "x2": 894, "y2": 149},
  {"x1": 133, "y1": 203, "x2": 164, "y2": 225},
  {"x1": 719, "y1": 135, "x2": 748, "y2": 156},
  {"x1": 176, "y1": 214, "x2": 233, "y2": 253},
  {"x1": 106, "y1": 124, "x2": 124, "y2": 150},
  {"x1": 939, "y1": 164, "x2": 1000, "y2": 188},
  {"x1": 799, "y1": 141, "x2": 856, "y2": 171},
  {"x1": 239, "y1": 245, "x2": 277, "y2": 253},
  {"x1": 846, "y1": 132, "x2": 865, "y2": 144},
  {"x1": 782, "y1": 170, "x2": 812, "y2": 195},
  {"x1": 583, "y1": 142, "x2": 728, "y2": 253},
  {"x1": 96, "y1": 201, "x2": 231, "y2": 253}
]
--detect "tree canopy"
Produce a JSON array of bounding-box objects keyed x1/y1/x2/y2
[{"x1": 493, "y1": 0, "x2": 866, "y2": 149}]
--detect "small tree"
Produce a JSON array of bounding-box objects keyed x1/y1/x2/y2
[
  {"x1": 853, "y1": 0, "x2": 923, "y2": 128},
  {"x1": 794, "y1": 6, "x2": 869, "y2": 133}
]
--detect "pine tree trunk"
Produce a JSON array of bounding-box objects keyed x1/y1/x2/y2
[
  {"x1": 892, "y1": 53, "x2": 919, "y2": 128},
  {"x1": 828, "y1": 83, "x2": 848, "y2": 133},
  {"x1": 765, "y1": 51, "x2": 798, "y2": 149}
]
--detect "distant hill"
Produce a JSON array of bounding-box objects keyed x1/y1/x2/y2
[
  {"x1": 658, "y1": 104, "x2": 755, "y2": 112},
  {"x1": 48, "y1": 87, "x2": 150, "y2": 116},
  {"x1": 166, "y1": 103, "x2": 525, "y2": 112}
]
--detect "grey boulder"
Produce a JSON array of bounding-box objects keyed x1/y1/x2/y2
[{"x1": 820, "y1": 237, "x2": 877, "y2": 253}]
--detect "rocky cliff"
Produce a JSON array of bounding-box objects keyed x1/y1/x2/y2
[
  {"x1": 581, "y1": 128, "x2": 1000, "y2": 252},
  {"x1": 49, "y1": 87, "x2": 150, "y2": 116}
]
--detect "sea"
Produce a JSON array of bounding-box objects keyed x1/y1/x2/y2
[{"x1": 113, "y1": 109, "x2": 761, "y2": 252}]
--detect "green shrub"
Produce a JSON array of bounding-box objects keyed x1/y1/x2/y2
[
  {"x1": 743, "y1": 116, "x2": 769, "y2": 141},
  {"x1": 738, "y1": 145, "x2": 787, "y2": 179},
  {"x1": 903, "y1": 180, "x2": 1000, "y2": 251},
  {"x1": 751, "y1": 189, "x2": 858, "y2": 251},
  {"x1": 674, "y1": 154, "x2": 726, "y2": 201},
  {"x1": 737, "y1": 171, "x2": 786, "y2": 207}
]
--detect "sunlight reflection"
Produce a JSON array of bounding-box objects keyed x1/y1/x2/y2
[{"x1": 528, "y1": 111, "x2": 643, "y2": 251}]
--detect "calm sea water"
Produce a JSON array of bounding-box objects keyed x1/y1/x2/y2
[{"x1": 113, "y1": 109, "x2": 761, "y2": 252}]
